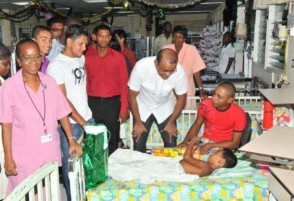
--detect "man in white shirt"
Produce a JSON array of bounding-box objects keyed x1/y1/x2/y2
[
  {"x1": 218, "y1": 31, "x2": 236, "y2": 74},
  {"x1": 128, "y1": 48, "x2": 187, "y2": 152},
  {"x1": 47, "y1": 24, "x2": 93, "y2": 201},
  {"x1": 153, "y1": 21, "x2": 172, "y2": 55}
]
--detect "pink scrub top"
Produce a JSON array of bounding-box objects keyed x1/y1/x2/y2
[
  {"x1": 0, "y1": 70, "x2": 71, "y2": 191},
  {"x1": 164, "y1": 43, "x2": 206, "y2": 96}
]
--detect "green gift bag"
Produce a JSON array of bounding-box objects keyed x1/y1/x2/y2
[{"x1": 82, "y1": 124, "x2": 108, "y2": 190}]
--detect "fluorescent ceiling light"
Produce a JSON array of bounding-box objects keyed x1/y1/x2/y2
[
  {"x1": 117, "y1": 11, "x2": 134, "y2": 14},
  {"x1": 104, "y1": 6, "x2": 124, "y2": 9},
  {"x1": 200, "y1": 1, "x2": 223, "y2": 4},
  {"x1": 12, "y1": 2, "x2": 30, "y2": 5},
  {"x1": 83, "y1": 0, "x2": 109, "y2": 2},
  {"x1": 172, "y1": 10, "x2": 211, "y2": 13}
]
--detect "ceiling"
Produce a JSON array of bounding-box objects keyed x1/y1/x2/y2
[{"x1": 0, "y1": 0, "x2": 225, "y2": 17}]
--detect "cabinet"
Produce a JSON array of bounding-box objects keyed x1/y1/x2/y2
[
  {"x1": 239, "y1": 88, "x2": 294, "y2": 201},
  {"x1": 268, "y1": 167, "x2": 294, "y2": 201}
]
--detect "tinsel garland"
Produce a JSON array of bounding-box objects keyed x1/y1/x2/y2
[{"x1": 0, "y1": 0, "x2": 112, "y2": 24}]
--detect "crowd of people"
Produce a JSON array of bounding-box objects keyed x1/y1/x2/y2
[{"x1": 0, "y1": 17, "x2": 244, "y2": 200}]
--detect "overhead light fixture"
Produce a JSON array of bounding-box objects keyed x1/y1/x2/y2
[
  {"x1": 171, "y1": 10, "x2": 211, "y2": 13},
  {"x1": 83, "y1": 0, "x2": 109, "y2": 2},
  {"x1": 200, "y1": 1, "x2": 223, "y2": 4},
  {"x1": 104, "y1": 6, "x2": 124, "y2": 9},
  {"x1": 117, "y1": 10, "x2": 134, "y2": 14},
  {"x1": 12, "y1": 2, "x2": 30, "y2": 5}
]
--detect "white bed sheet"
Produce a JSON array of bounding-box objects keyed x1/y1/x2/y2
[{"x1": 108, "y1": 149, "x2": 199, "y2": 184}]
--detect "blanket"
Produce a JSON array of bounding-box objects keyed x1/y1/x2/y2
[{"x1": 108, "y1": 149, "x2": 199, "y2": 184}]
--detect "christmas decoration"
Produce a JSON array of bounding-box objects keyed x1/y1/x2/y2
[{"x1": 198, "y1": 26, "x2": 222, "y2": 71}]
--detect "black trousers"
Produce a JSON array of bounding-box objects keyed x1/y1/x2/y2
[
  {"x1": 88, "y1": 96, "x2": 120, "y2": 155},
  {"x1": 133, "y1": 114, "x2": 177, "y2": 153}
]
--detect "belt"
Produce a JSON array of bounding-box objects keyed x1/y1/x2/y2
[{"x1": 92, "y1": 95, "x2": 120, "y2": 100}]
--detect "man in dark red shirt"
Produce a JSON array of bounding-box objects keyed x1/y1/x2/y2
[{"x1": 85, "y1": 24, "x2": 129, "y2": 155}]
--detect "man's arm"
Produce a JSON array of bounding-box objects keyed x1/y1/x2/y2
[
  {"x1": 128, "y1": 89, "x2": 147, "y2": 140},
  {"x1": 193, "y1": 72, "x2": 206, "y2": 99},
  {"x1": 178, "y1": 115, "x2": 205, "y2": 147},
  {"x1": 58, "y1": 84, "x2": 87, "y2": 126},
  {"x1": 199, "y1": 131, "x2": 242, "y2": 154},
  {"x1": 2, "y1": 123, "x2": 17, "y2": 176},
  {"x1": 119, "y1": 57, "x2": 129, "y2": 123},
  {"x1": 162, "y1": 93, "x2": 187, "y2": 137},
  {"x1": 59, "y1": 116, "x2": 83, "y2": 157},
  {"x1": 224, "y1": 58, "x2": 235, "y2": 74}
]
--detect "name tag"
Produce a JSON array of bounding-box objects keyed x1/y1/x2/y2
[{"x1": 41, "y1": 133, "x2": 52, "y2": 143}]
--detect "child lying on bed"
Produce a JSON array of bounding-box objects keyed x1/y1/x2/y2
[
  {"x1": 108, "y1": 137, "x2": 238, "y2": 183},
  {"x1": 180, "y1": 136, "x2": 238, "y2": 177}
]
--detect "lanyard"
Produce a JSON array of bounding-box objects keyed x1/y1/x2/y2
[{"x1": 23, "y1": 77, "x2": 47, "y2": 134}]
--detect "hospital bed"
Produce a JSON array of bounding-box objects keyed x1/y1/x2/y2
[
  {"x1": 85, "y1": 96, "x2": 267, "y2": 200},
  {"x1": 5, "y1": 96, "x2": 266, "y2": 201}
]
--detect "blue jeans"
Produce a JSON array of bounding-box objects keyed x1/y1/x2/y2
[{"x1": 59, "y1": 118, "x2": 94, "y2": 201}]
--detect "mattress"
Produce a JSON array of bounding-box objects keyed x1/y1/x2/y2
[{"x1": 86, "y1": 154, "x2": 268, "y2": 201}]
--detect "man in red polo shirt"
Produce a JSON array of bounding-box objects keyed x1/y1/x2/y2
[
  {"x1": 85, "y1": 24, "x2": 129, "y2": 155},
  {"x1": 178, "y1": 82, "x2": 246, "y2": 154}
]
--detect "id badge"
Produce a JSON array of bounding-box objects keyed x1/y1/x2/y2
[{"x1": 41, "y1": 133, "x2": 52, "y2": 143}]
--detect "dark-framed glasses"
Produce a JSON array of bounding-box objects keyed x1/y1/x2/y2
[{"x1": 18, "y1": 55, "x2": 42, "y2": 63}]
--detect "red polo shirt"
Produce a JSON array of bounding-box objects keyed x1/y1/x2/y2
[{"x1": 85, "y1": 47, "x2": 129, "y2": 114}]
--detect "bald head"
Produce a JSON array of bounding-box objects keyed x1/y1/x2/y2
[
  {"x1": 218, "y1": 82, "x2": 236, "y2": 98},
  {"x1": 156, "y1": 48, "x2": 178, "y2": 64}
]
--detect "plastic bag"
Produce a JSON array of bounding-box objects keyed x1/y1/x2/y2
[{"x1": 82, "y1": 124, "x2": 108, "y2": 190}]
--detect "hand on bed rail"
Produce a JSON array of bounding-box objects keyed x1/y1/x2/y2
[{"x1": 68, "y1": 139, "x2": 83, "y2": 158}]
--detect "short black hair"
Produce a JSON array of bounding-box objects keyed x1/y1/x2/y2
[
  {"x1": 222, "y1": 148, "x2": 238, "y2": 168},
  {"x1": 92, "y1": 24, "x2": 111, "y2": 35},
  {"x1": 163, "y1": 21, "x2": 172, "y2": 27},
  {"x1": 32, "y1": 25, "x2": 50, "y2": 39},
  {"x1": 173, "y1": 25, "x2": 188, "y2": 38},
  {"x1": 110, "y1": 32, "x2": 121, "y2": 51},
  {"x1": 46, "y1": 17, "x2": 65, "y2": 27},
  {"x1": 16, "y1": 38, "x2": 39, "y2": 57},
  {"x1": 218, "y1": 82, "x2": 236, "y2": 98},
  {"x1": 0, "y1": 43, "x2": 11, "y2": 60},
  {"x1": 65, "y1": 24, "x2": 88, "y2": 44}
]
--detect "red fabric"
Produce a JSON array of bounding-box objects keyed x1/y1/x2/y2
[
  {"x1": 263, "y1": 100, "x2": 274, "y2": 130},
  {"x1": 198, "y1": 98, "x2": 246, "y2": 142},
  {"x1": 84, "y1": 43, "x2": 96, "y2": 56},
  {"x1": 121, "y1": 48, "x2": 137, "y2": 67},
  {"x1": 85, "y1": 47, "x2": 129, "y2": 114}
]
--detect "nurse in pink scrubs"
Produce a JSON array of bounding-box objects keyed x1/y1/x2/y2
[{"x1": 0, "y1": 38, "x2": 82, "y2": 194}]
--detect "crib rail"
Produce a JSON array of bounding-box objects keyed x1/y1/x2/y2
[
  {"x1": 4, "y1": 162, "x2": 60, "y2": 201},
  {"x1": 68, "y1": 135, "x2": 86, "y2": 201}
]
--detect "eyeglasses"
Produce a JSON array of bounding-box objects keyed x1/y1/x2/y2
[
  {"x1": 50, "y1": 28, "x2": 64, "y2": 32},
  {"x1": 18, "y1": 56, "x2": 42, "y2": 63}
]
